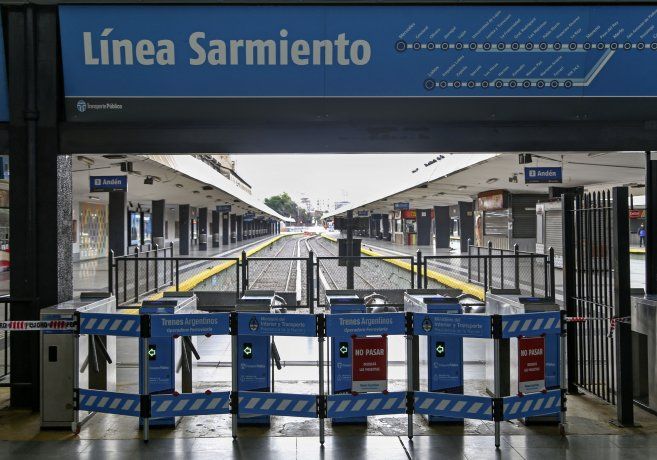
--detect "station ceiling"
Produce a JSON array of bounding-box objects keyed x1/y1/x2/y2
[
  {"x1": 325, "y1": 151, "x2": 646, "y2": 217},
  {"x1": 71, "y1": 154, "x2": 292, "y2": 220}
]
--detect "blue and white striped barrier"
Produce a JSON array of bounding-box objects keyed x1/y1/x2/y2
[
  {"x1": 151, "y1": 391, "x2": 230, "y2": 417},
  {"x1": 501, "y1": 312, "x2": 561, "y2": 338},
  {"x1": 326, "y1": 392, "x2": 407, "y2": 417},
  {"x1": 502, "y1": 389, "x2": 562, "y2": 420},
  {"x1": 79, "y1": 313, "x2": 141, "y2": 337},
  {"x1": 77, "y1": 389, "x2": 141, "y2": 417},
  {"x1": 414, "y1": 392, "x2": 493, "y2": 421},
  {"x1": 238, "y1": 392, "x2": 317, "y2": 418}
]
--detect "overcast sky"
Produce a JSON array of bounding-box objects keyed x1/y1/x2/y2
[{"x1": 234, "y1": 154, "x2": 486, "y2": 211}]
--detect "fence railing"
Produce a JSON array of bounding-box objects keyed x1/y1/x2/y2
[
  {"x1": 110, "y1": 242, "x2": 555, "y2": 310},
  {"x1": 0, "y1": 295, "x2": 9, "y2": 384}
]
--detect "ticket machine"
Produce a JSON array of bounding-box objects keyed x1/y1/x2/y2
[{"x1": 404, "y1": 290, "x2": 464, "y2": 423}]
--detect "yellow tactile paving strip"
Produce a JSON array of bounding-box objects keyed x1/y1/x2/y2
[{"x1": 320, "y1": 234, "x2": 485, "y2": 300}]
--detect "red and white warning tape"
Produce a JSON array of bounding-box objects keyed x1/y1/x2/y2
[
  {"x1": 0, "y1": 320, "x2": 77, "y2": 331},
  {"x1": 565, "y1": 316, "x2": 631, "y2": 338}
]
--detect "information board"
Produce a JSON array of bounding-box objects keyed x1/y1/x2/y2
[{"x1": 352, "y1": 336, "x2": 387, "y2": 393}]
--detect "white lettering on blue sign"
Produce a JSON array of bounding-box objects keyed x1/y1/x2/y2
[{"x1": 82, "y1": 28, "x2": 371, "y2": 67}]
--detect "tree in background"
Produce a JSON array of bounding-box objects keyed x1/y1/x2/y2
[{"x1": 265, "y1": 192, "x2": 313, "y2": 225}]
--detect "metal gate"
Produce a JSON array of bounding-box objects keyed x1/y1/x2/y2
[{"x1": 562, "y1": 187, "x2": 633, "y2": 426}]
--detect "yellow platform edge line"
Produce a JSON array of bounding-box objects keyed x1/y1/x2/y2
[
  {"x1": 129, "y1": 233, "x2": 296, "y2": 310},
  {"x1": 630, "y1": 247, "x2": 646, "y2": 254},
  {"x1": 320, "y1": 234, "x2": 484, "y2": 300}
]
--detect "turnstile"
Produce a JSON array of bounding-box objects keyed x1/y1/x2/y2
[
  {"x1": 139, "y1": 294, "x2": 198, "y2": 428},
  {"x1": 485, "y1": 292, "x2": 560, "y2": 423},
  {"x1": 41, "y1": 292, "x2": 116, "y2": 429},
  {"x1": 404, "y1": 291, "x2": 463, "y2": 423},
  {"x1": 236, "y1": 291, "x2": 286, "y2": 426},
  {"x1": 326, "y1": 292, "x2": 367, "y2": 424}
]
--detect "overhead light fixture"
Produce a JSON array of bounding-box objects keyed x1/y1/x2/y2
[
  {"x1": 202, "y1": 185, "x2": 213, "y2": 191},
  {"x1": 144, "y1": 176, "x2": 154, "y2": 185},
  {"x1": 120, "y1": 161, "x2": 133, "y2": 172},
  {"x1": 486, "y1": 178, "x2": 498, "y2": 184},
  {"x1": 233, "y1": 199, "x2": 239, "y2": 203},
  {"x1": 518, "y1": 153, "x2": 533, "y2": 164},
  {"x1": 436, "y1": 192, "x2": 445, "y2": 196},
  {"x1": 103, "y1": 154, "x2": 127, "y2": 160},
  {"x1": 129, "y1": 201, "x2": 134, "y2": 208},
  {"x1": 508, "y1": 175, "x2": 518, "y2": 183},
  {"x1": 175, "y1": 184, "x2": 184, "y2": 188},
  {"x1": 193, "y1": 190, "x2": 200, "y2": 194},
  {"x1": 206, "y1": 195, "x2": 212, "y2": 199},
  {"x1": 457, "y1": 185, "x2": 467, "y2": 190},
  {"x1": 88, "y1": 195, "x2": 100, "y2": 201},
  {"x1": 77, "y1": 155, "x2": 95, "y2": 167}
]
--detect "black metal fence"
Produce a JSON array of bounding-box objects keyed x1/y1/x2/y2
[
  {"x1": 0, "y1": 295, "x2": 9, "y2": 384},
  {"x1": 563, "y1": 187, "x2": 633, "y2": 426}
]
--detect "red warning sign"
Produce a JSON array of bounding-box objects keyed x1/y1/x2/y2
[
  {"x1": 518, "y1": 336, "x2": 545, "y2": 394},
  {"x1": 352, "y1": 336, "x2": 387, "y2": 393}
]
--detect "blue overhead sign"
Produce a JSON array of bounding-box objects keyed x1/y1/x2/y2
[
  {"x1": 59, "y1": 4, "x2": 657, "y2": 121},
  {"x1": 394, "y1": 203, "x2": 410, "y2": 211},
  {"x1": 216, "y1": 205, "x2": 231, "y2": 213},
  {"x1": 357, "y1": 211, "x2": 369, "y2": 217},
  {"x1": 89, "y1": 175, "x2": 128, "y2": 192},
  {"x1": 524, "y1": 167, "x2": 563, "y2": 184}
]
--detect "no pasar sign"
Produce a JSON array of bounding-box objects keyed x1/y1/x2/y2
[{"x1": 352, "y1": 336, "x2": 387, "y2": 393}]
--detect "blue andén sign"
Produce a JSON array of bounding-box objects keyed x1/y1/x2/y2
[
  {"x1": 89, "y1": 175, "x2": 128, "y2": 192},
  {"x1": 524, "y1": 167, "x2": 563, "y2": 184}
]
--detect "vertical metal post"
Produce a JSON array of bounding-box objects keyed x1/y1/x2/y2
[
  {"x1": 108, "y1": 250, "x2": 114, "y2": 295},
  {"x1": 241, "y1": 250, "x2": 248, "y2": 295},
  {"x1": 141, "y1": 338, "x2": 150, "y2": 442},
  {"x1": 423, "y1": 259, "x2": 428, "y2": 289},
  {"x1": 175, "y1": 260, "x2": 180, "y2": 291},
  {"x1": 153, "y1": 244, "x2": 159, "y2": 292},
  {"x1": 549, "y1": 248, "x2": 556, "y2": 300},
  {"x1": 307, "y1": 250, "x2": 315, "y2": 313},
  {"x1": 231, "y1": 333, "x2": 238, "y2": 440},
  {"x1": 346, "y1": 210, "x2": 355, "y2": 290},
  {"x1": 72, "y1": 332, "x2": 80, "y2": 433},
  {"x1": 493, "y1": 333, "x2": 501, "y2": 448},
  {"x1": 513, "y1": 244, "x2": 520, "y2": 291},
  {"x1": 487, "y1": 241, "x2": 493, "y2": 289},
  {"x1": 560, "y1": 315, "x2": 568, "y2": 435},
  {"x1": 483, "y1": 258, "x2": 488, "y2": 293},
  {"x1": 612, "y1": 186, "x2": 633, "y2": 426},
  {"x1": 169, "y1": 242, "x2": 174, "y2": 285},
  {"x1": 134, "y1": 247, "x2": 139, "y2": 302},
  {"x1": 406, "y1": 329, "x2": 414, "y2": 440},
  {"x1": 562, "y1": 193, "x2": 578, "y2": 394},
  {"x1": 646, "y1": 152, "x2": 657, "y2": 295},
  {"x1": 319, "y1": 333, "x2": 325, "y2": 446},
  {"x1": 467, "y1": 238, "x2": 472, "y2": 283},
  {"x1": 416, "y1": 250, "x2": 422, "y2": 290}
]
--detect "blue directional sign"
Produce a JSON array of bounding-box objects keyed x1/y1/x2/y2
[
  {"x1": 150, "y1": 313, "x2": 230, "y2": 337},
  {"x1": 59, "y1": 4, "x2": 657, "y2": 116},
  {"x1": 216, "y1": 205, "x2": 232, "y2": 213},
  {"x1": 89, "y1": 175, "x2": 128, "y2": 192},
  {"x1": 325, "y1": 313, "x2": 406, "y2": 337},
  {"x1": 357, "y1": 211, "x2": 369, "y2": 217},
  {"x1": 414, "y1": 313, "x2": 492, "y2": 339},
  {"x1": 237, "y1": 313, "x2": 317, "y2": 337},
  {"x1": 394, "y1": 203, "x2": 410, "y2": 211},
  {"x1": 525, "y1": 167, "x2": 563, "y2": 184}
]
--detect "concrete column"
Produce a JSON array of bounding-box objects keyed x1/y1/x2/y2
[
  {"x1": 179, "y1": 204, "x2": 190, "y2": 255},
  {"x1": 222, "y1": 212, "x2": 230, "y2": 245},
  {"x1": 458, "y1": 201, "x2": 475, "y2": 254},
  {"x1": 152, "y1": 199, "x2": 165, "y2": 247},
  {"x1": 237, "y1": 216, "x2": 243, "y2": 241},
  {"x1": 382, "y1": 215, "x2": 391, "y2": 239},
  {"x1": 416, "y1": 209, "x2": 432, "y2": 246},
  {"x1": 198, "y1": 207, "x2": 208, "y2": 251},
  {"x1": 211, "y1": 210, "x2": 220, "y2": 248},
  {"x1": 434, "y1": 205, "x2": 451, "y2": 249},
  {"x1": 109, "y1": 191, "x2": 128, "y2": 257},
  {"x1": 230, "y1": 214, "x2": 237, "y2": 243},
  {"x1": 646, "y1": 152, "x2": 657, "y2": 295}
]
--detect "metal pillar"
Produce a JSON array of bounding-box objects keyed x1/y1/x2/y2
[
  {"x1": 222, "y1": 212, "x2": 230, "y2": 245},
  {"x1": 561, "y1": 194, "x2": 579, "y2": 394},
  {"x1": 458, "y1": 201, "x2": 474, "y2": 254},
  {"x1": 211, "y1": 210, "x2": 220, "y2": 248},
  {"x1": 646, "y1": 152, "x2": 657, "y2": 295},
  {"x1": 179, "y1": 204, "x2": 190, "y2": 255},
  {"x1": 237, "y1": 215, "x2": 243, "y2": 242},
  {"x1": 346, "y1": 209, "x2": 354, "y2": 289},
  {"x1": 416, "y1": 209, "x2": 432, "y2": 246},
  {"x1": 434, "y1": 206, "x2": 451, "y2": 249},
  {"x1": 109, "y1": 191, "x2": 127, "y2": 257},
  {"x1": 198, "y1": 207, "x2": 208, "y2": 250},
  {"x1": 8, "y1": 6, "x2": 73, "y2": 408},
  {"x1": 612, "y1": 186, "x2": 634, "y2": 426},
  {"x1": 151, "y1": 199, "x2": 165, "y2": 246}
]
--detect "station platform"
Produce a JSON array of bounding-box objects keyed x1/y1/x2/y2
[{"x1": 72, "y1": 235, "x2": 281, "y2": 295}]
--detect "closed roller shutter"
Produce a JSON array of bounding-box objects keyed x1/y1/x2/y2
[
  {"x1": 545, "y1": 210, "x2": 563, "y2": 256},
  {"x1": 512, "y1": 195, "x2": 545, "y2": 238}
]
